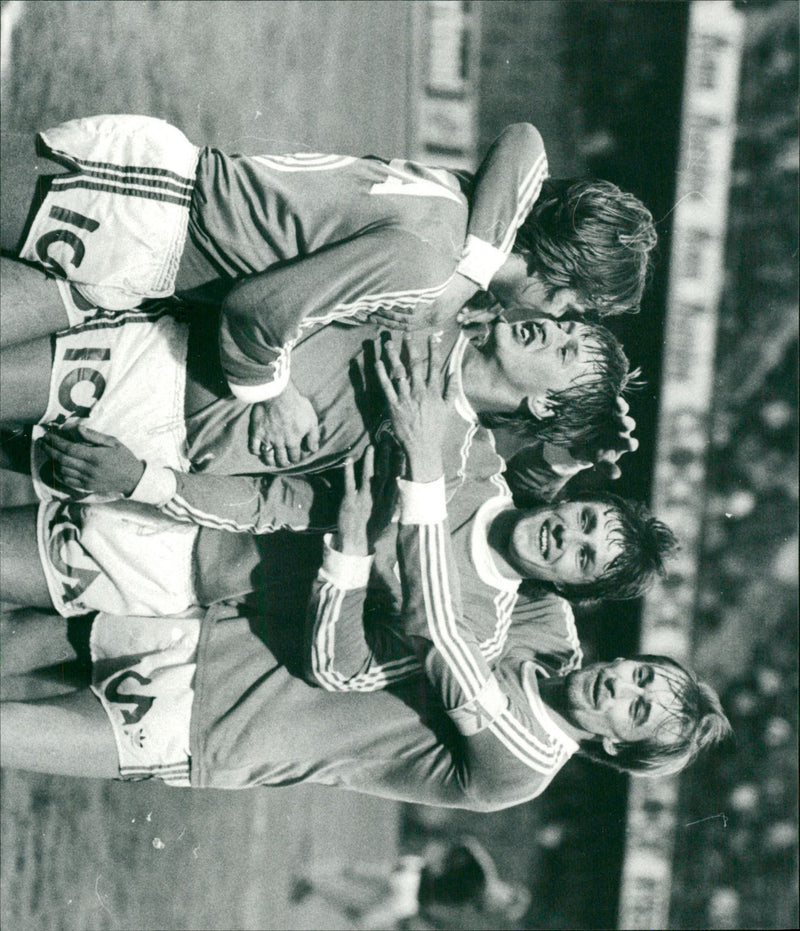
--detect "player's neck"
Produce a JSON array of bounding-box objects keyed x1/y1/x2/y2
[
  {"x1": 537, "y1": 678, "x2": 592, "y2": 742},
  {"x1": 488, "y1": 253, "x2": 529, "y2": 296},
  {"x1": 460, "y1": 343, "x2": 515, "y2": 415}
]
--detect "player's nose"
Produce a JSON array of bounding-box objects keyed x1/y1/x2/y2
[
  {"x1": 559, "y1": 525, "x2": 587, "y2": 547},
  {"x1": 609, "y1": 676, "x2": 642, "y2": 699}
]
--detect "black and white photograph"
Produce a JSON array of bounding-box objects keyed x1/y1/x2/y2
[{"x1": 0, "y1": 1, "x2": 797, "y2": 929}]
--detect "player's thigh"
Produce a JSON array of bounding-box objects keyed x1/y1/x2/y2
[
  {"x1": 0, "y1": 328, "x2": 54, "y2": 422},
  {"x1": 0, "y1": 505, "x2": 54, "y2": 609},
  {"x1": 0, "y1": 688, "x2": 119, "y2": 778},
  {"x1": 0, "y1": 466, "x2": 37, "y2": 507},
  {"x1": 0, "y1": 257, "x2": 69, "y2": 347},
  {"x1": 0, "y1": 609, "x2": 91, "y2": 703},
  {"x1": 0, "y1": 608, "x2": 84, "y2": 674},
  {"x1": 0, "y1": 130, "x2": 68, "y2": 254}
]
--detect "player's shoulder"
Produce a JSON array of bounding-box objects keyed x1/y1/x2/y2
[
  {"x1": 507, "y1": 590, "x2": 581, "y2": 671},
  {"x1": 492, "y1": 122, "x2": 545, "y2": 156},
  {"x1": 512, "y1": 587, "x2": 572, "y2": 620}
]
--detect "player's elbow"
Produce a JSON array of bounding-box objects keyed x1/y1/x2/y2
[
  {"x1": 301, "y1": 659, "x2": 379, "y2": 693},
  {"x1": 458, "y1": 781, "x2": 515, "y2": 813},
  {"x1": 220, "y1": 283, "x2": 245, "y2": 322},
  {"x1": 300, "y1": 661, "x2": 342, "y2": 691}
]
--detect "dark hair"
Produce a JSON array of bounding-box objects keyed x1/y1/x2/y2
[
  {"x1": 482, "y1": 321, "x2": 633, "y2": 456},
  {"x1": 579, "y1": 654, "x2": 733, "y2": 776},
  {"x1": 549, "y1": 490, "x2": 679, "y2": 603},
  {"x1": 514, "y1": 179, "x2": 657, "y2": 315}
]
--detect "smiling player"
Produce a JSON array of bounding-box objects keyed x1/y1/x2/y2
[
  {"x1": 0, "y1": 323, "x2": 658, "y2": 627},
  {"x1": 0, "y1": 313, "x2": 629, "y2": 534},
  {"x1": 2, "y1": 117, "x2": 654, "y2": 473},
  {"x1": 303, "y1": 339, "x2": 676, "y2": 697},
  {"x1": 0, "y1": 348, "x2": 725, "y2": 800}
]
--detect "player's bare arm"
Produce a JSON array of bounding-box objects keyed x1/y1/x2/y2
[{"x1": 41, "y1": 423, "x2": 145, "y2": 496}]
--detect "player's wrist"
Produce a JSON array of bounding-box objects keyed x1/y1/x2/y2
[
  {"x1": 333, "y1": 529, "x2": 369, "y2": 557},
  {"x1": 405, "y1": 449, "x2": 444, "y2": 484},
  {"x1": 123, "y1": 459, "x2": 147, "y2": 496}
]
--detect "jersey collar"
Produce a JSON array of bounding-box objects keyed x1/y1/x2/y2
[
  {"x1": 446, "y1": 331, "x2": 479, "y2": 425},
  {"x1": 470, "y1": 495, "x2": 521, "y2": 593},
  {"x1": 521, "y1": 662, "x2": 580, "y2": 756}
]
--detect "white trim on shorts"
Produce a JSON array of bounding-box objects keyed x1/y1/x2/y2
[
  {"x1": 19, "y1": 114, "x2": 199, "y2": 311},
  {"x1": 91, "y1": 612, "x2": 202, "y2": 786}
]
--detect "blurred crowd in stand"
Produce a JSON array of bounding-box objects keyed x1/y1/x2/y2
[
  {"x1": 672, "y1": 6, "x2": 798, "y2": 927},
  {"x1": 404, "y1": 3, "x2": 798, "y2": 929}
]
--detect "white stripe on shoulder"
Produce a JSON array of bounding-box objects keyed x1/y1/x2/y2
[
  {"x1": 499, "y1": 150, "x2": 548, "y2": 254},
  {"x1": 479, "y1": 589, "x2": 518, "y2": 661},
  {"x1": 420, "y1": 523, "x2": 487, "y2": 696},
  {"x1": 250, "y1": 154, "x2": 357, "y2": 172},
  {"x1": 487, "y1": 712, "x2": 566, "y2": 774}
]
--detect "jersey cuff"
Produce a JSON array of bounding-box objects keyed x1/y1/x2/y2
[
  {"x1": 129, "y1": 463, "x2": 178, "y2": 506},
  {"x1": 227, "y1": 364, "x2": 291, "y2": 403},
  {"x1": 397, "y1": 476, "x2": 446, "y2": 525},
  {"x1": 448, "y1": 677, "x2": 509, "y2": 735},
  {"x1": 456, "y1": 235, "x2": 508, "y2": 291},
  {"x1": 319, "y1": 533, "x2": 374, "y2": 589}
]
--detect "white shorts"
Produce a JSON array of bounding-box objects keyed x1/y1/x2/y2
[
  {"x1": 37, "y1": 498, "x2": 198, "y2": 618},
  {"x1": 19, "y1": 114, "x2": 199, "y2": 313},
  {"x1": 91, "y1": 612, "x2": 201, "y2": 785},
  {"x1": 32, "y1": 306, "x2": 190, "y2": 504}
]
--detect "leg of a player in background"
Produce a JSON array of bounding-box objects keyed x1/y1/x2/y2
[
  {"x1": 0, "y1": 506, "x2": 55, "y2": 609},
  {"x1": 0, "y1": 257, "x2": 70, "y2": 347},
  {"x1": 0, "y1": 689, "x2": 119, "y2": 778},
  {"x1": 0, "y1": 609, "x2": 92, "y2": 702},
  {"x1": 0, "y1": 331, "x2": 53, "y2": 421},
  {"x1": 293, "y1": 861, "x2": 393, "y2": 917}
]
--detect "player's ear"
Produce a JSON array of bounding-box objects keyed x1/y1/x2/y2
[
  {"x1": 526, "y1": 394, "x2": 555, "y2": 420},
  {"x1": 550, "y1": 288, "x2": 585, "y2": 319},
  {"x1": 602, "y1": 737, "x2": 620, "y2": 757}
]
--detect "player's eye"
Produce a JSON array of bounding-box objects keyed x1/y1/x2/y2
[{"x1": 561, "y1": 341, "x2": 577, "y2": 364}]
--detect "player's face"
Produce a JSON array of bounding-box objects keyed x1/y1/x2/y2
[
  {"x1": 489, "y1": 318, "x2": 601, "y2": 408},
  {"x1": 508, "y1": 500, "x2": 623, "y2": 587},
  {"x1": 492, "y1": 267, "x2": 587, "y2": 319},
  {"x1": 564, "y1": 658, "x2": 684, "y2": 745}
]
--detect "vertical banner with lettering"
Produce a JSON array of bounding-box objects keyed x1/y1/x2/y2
[
  {"x1": 410, "y1": 1, "x2": 480, "y2": 170},
  {"x1": 617, "y1": 3, "x2": 745, "y2": 929}
]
